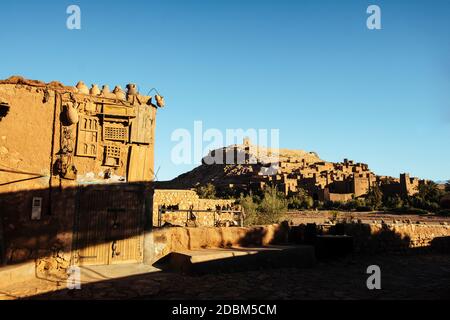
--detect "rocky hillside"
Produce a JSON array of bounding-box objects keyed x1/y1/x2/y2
[{"x1": 156, "y1": 142, "x2": 322, "y2": 190}]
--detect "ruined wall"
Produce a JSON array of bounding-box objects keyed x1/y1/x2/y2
[{"x1": 153, "y1": 189, "x2": 237, "y2": 227}]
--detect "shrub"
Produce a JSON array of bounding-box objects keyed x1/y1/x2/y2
[
  {"x1": 366, "y1": 184, "x2": 383, "y2": 209},
  {"x1": 384, "y1": 195, "x2": 403, "y2": 209},
  {"x1": 239, "y1": 187, "x2": 287, "y2": 226},
  {"x1": 238, "y1": 193, "x2": 260, "y2": 226},
  {"x1": 195, "y1": 183, "x2": 216, "y2": 199},
  {"x1": 437, "y1": 209, "x2": 450, "y2": 216},
  {"x1": 342, "y1": 198, "x2": 366, "y2": 211},
  {"x1": 355, "y1": 205, "x2": 373, "y2": 212},
  {"x1": 323, "y1": 200, "x2": 344, "y2": 210},
  {"x1": 258, "y1": 186, "x2": 288, "y2": 224},
  {"x1": 288, "y1": 188, "x2": 314, "y2": 210}
]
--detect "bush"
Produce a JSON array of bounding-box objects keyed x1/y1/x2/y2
[
  {"x1": 355, "y1": 205, "x2": 373, "y2": 212},
  {"x1": 342, "y1": 198, "x2": 366, "y2": 211},
  {"x1": 384, "y1": 195, "x2": 404, "y2": 209},
  {"x1": 195, "y1": 183, "x2": 216, "y2": 199},
  {"x1": 288, "y1": 189, "x2": 314, "y2": 210},
  {"x1": 323, "y1": 200, "x2": 344, "y2": 210},
  {"x1": 258, "y1": 187, "x2": 288, "y2": 224},
  {"x1": 437, "y1": 209, "x2": 450, "y2": 216},
  {"x1": 239, "y1": 187, "x2": 287, "y2": 226},
  {"x1": 366, "y1": 185, "x2": 383, "y2": 209},
  {"x1": 238, "y1": 193, "x2": 260, "y2": 226}
]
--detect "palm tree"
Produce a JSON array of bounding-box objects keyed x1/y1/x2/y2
[{"x1": 417, "y1": 181, "x2": 441, "y2": 203}]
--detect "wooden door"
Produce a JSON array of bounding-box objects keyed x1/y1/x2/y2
[{"x1": 76, "y1": 187, "x2": 144, "y2": 266}]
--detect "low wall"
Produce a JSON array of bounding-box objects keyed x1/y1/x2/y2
[
  {"x1": 146, "y1": 224, "x2": 289, "y2": 264},
  {"x1": 329, "y1": 222, "x2": 450, "y2": 253},
  {"x1": 153, "y1": 189, "x2": 237, "y2": 227}
]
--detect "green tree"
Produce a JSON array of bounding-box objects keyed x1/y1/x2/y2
[
  {"x1": 258, "y1": 186, "x2": 288, "y2": 224},
  {"x1": 417, "y1": 181, "x2": 441, "y2": 203},
  {"x1": 385, "y1": 195, "x2": 403, "y2": 209},
  {"x1": 409, "y1": 181, "x2": 443, "y2": 212},
  {"x1": 238, "y1": 193, "x2": 260, "y2": 226},
  {"x1": 239, "y1": 186, "x2": 287, "y2": 226},
  {"x1": 288, "y1": 188, "x2": 314, "y2": 210},
  {"x1": 366, "y1": 184, "x2": 383, "y2": 209}
]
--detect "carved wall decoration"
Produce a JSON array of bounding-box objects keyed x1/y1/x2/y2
[
  {"x1": 76, "y1": 115, "x2": 99, "y2": 158},
  {"x1": 103, "y1": 123, "x2": 129, "y2": 142},
  {"x1": 104, "y1": 144, "x2": 121, "y2": 167},
  {"x1": 57, "y1": 126, "x2": 77, "y2": 180},
  {"x1": 102, "y1": 104, "x2": 135, "y2": 118},
  {"x1": 84, "y1": 101, "x2": 96, "y2": 114}
]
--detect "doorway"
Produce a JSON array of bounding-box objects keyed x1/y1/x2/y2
[{"x1": 74, "y1": 185, "x2": 145, "y2": 266}]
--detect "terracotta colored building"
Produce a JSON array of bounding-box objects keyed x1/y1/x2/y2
[{"x1": 0, "y1": 76, "x2": 163, "y2": 277}]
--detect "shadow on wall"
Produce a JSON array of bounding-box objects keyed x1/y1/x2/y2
[
  {"x1": 431, "y1": 236, "x2": 450, "y2": 254},
  {"x1": 0, "y1": 103, "x2": 9, "y2": 121},
  {"x1": 289, "y1": 222, "x2": 450, "y2": 255},
  {"x1": 0, "y1": 182, "x2": 153, "y2": 279},
  {"x1": 237, "y1": 221, "x2": 290, "y2": 247},
  {"x1": 290, "y1": 222, "x2": 411, "y2": 254}
]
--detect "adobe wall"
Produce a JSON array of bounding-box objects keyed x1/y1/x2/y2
[
  {"x1": 146, "y1": 224, "x2": 289, "y2": 264},
  {"x1": 0, "y1": 77, "x2": 159, "y2": 280},
  {"x1": 327, "y1": 193, "x2": 353, "y2": 202},
  {"x1": 153, "y1": 189, "x2": 237, "y2": 227},
  {"x1": 353, "y1": 176, "x2": 370, "y2": 197},
  {"x1": 330, "y1": 222, "x2": 450, "y2": 253},
  {"x1": 0, "y1": 84, "x2": 72, "y2": 275}
]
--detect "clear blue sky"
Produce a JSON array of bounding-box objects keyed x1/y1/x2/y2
[{"x1": 0, "y1": 0, "x2": 449, "y2": 181}]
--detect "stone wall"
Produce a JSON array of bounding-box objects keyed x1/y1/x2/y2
[{"x1": 153, "y1": 189, "x2": 238, "y2": 227}]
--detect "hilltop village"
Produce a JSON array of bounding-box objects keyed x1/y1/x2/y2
[{"x1": 161, "y1": 138, "x2": 425, "y2": 202}]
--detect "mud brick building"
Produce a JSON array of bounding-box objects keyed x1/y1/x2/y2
[
  {"x1": 0, "y1": 76, "x2": 163, "y2": 276},
  {"x1": 164, "y1": 138, "x2": 424, "y2": 202}
]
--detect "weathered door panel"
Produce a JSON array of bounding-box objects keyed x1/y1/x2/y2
[
  {"x1": 76, "y1": 187, "x2": 144, "y2": 266},
  {"x1": 128, "y1": 145, "x2": 153, "y2": 182}
]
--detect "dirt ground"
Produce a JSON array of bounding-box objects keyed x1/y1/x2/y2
[{"x1": 1, "y1": 252, "x2": 449, "y2": 300}]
